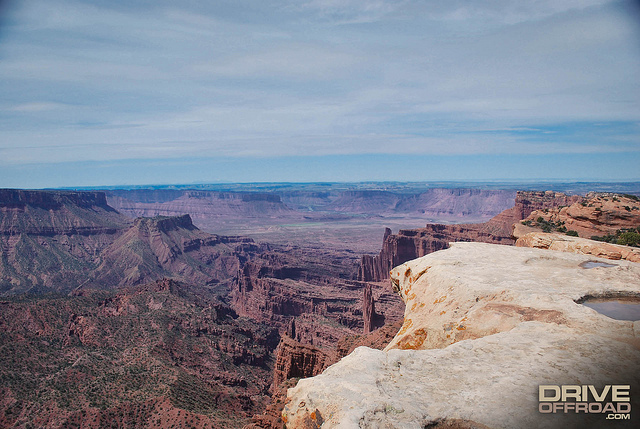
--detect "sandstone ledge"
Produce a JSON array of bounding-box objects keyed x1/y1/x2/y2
[
  {"x1": 283, "y1": 243, "x2": 640, "y2": 428},
  {"x1": 515, "y1": 232, "x2": 640, "y2": 263}
]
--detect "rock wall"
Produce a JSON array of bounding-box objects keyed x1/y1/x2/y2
[
  {"x1": 230, "y1": 246, "x2": 404, "y2": 350},
  {"x1": 0, "y1": 189, "x2": 265, "y2": 294},
  {"x1": 272, "y1": 336, "x2": 329, "y2": 390},
  {"x1": 358, "y1": 191, "x2": 582, "y2": 282},
  {"x1": 362, "y1": 283, "x2": 381, "y2": 334},
  {"x1": 0, "y1": 189, "x2": 126, "y2": 236}
]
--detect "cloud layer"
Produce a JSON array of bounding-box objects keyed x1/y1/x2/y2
[{"x1": 0, "y1": 0, "x2": 638, "y2": 184}]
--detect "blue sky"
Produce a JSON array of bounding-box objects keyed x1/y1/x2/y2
[{"x1": 1, "y1": 0, "x2": 639, "y2": 188}]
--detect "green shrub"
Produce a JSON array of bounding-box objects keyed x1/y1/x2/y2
[
  {"x1": 566, "y1": 230, "x2": 579, "y2": 237},
  {"x1": 617, "y1": 231, "x2": 640, "y2": 247}
]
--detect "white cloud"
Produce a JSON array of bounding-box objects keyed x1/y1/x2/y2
[
  {"x1": 0, "y1": 0, "x2": 638, "y2": 171},
  {"x1": 293, "y1": 0, "x2": 406, "y2": 24},
  {"x1": 9, "y1": 102, "x2": 71, "y2": 112},
  {"x1": 191, "y1": 43, "x2": 363, "y2": 80}
]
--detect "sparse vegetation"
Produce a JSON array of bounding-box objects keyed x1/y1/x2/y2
[
  {"x1": 0, "y1": 282, "x2": 278, "y2": 428},
  {"x1": 527, "y1": 217, "x2": 568, "y2": 234},
  {"x1": 591, "y1": 227, "x2": 640, "y2": 247}
]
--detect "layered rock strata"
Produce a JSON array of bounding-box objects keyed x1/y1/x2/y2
[
  {"x1": 285, "y1": 243, "x2": 640, "y2": 428},
  {"x1": 92, "y1": 214, "x2": 260, "y2": 289},
  {"x1": 246, "y1": 322, "x2": 404, "y2": 429},
  {"x1": 359, "y1": 191, "x2": 581, "y2": 281},
  {"x1": 272, "y1": 337, "x2": 330, "y2": 390},
  {"x1": 0, "y1": 188, "x2": 275, "y2": 294},
  {"x1": 518, "y1": 193, "x2": 640, "y2": 238},
  {"x1": 230, "y1": 254, "x2": 403, "y2": 350},
  {"x1": 515, "y1": 232, "x2": 640, "y2": 262}
]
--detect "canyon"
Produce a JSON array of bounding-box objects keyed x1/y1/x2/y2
[
  {"x1": 1, "y1": 184, "x2": 638, "y2": 428},
  {"x1": 0, "y1": 187, "x2": 409, "y2": 427},
  {"x1": 105, "y1": 186, "x2": 517, "y2": 253},
  {"x1": 359, "y1": 191, "x2": 582, "y2": 282}
]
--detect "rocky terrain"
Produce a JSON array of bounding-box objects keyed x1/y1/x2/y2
[
  {"x1": 0, "y1": 190, "x2": 263, "y2": 295},
  {"x1": 359, "y1": 191, "x2": 582, "y2": 281},
  {"x1": 0, "y1": 188, "x2": 407, "y2": 428},
  {"x1": 0, "y1": 278, "x2": 279, "y2": 428},
  {"x1": 230, "y1": 251, "x2": 403, "y2": 350},
  {"x1": 3, "y1": 185, "x2": 638, "y2": 428},
  {"x1": 515, "y1": 231, "x2": 640, "y2": 262},
  {"x1": 514, "y1": 193, "x2": 640, "y2": 239},
  {"x1": 0, "y1": 190, "x2": 128, "y2": 294},
  {"x1": 92, "y1": 214, "x2": 260, "y2": 290},
  {"x1": 284, "y1": 242, "x2": 640, "y2": 428}
]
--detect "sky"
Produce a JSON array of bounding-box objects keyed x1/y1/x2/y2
[{"x1": 0, "y1": 0, "x2": 639, "y2": 188}]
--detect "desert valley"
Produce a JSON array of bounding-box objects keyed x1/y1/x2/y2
[{"x1": 1, "y1": 182, "x2": 639, "y2": 428}]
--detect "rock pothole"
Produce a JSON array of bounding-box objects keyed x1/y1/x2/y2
[
  {"x1": 577, "y1": 294, "x2": 640, "y2": 321},
  {"x1": 579, "y1": 260, "x2": 617, "y2": 269}
]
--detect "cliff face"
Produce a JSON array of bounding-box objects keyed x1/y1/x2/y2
[
  {"x1": 272, "y1": 337, "x2": 329, "y2": 390},
  {"x1": 362, "y1": 283, "x2": 386, "y2": 334},
  {"x1": 359, "y1": 191, "x2": 582, "y2": 281},
  {"x1": 0, "y1": 189, "x2": 129, "y2": 234},
  {"x1": 0, "y1": 190, "x2": 132, "y2": 294},
  {"x1": 107, "y1": 190, "x2": 296, "y2": 226},
  {"x1": 285, "y1": 243, "x2": 640, "y2": 428},
  {"x1": 230, "y1": 245, "x2": 405, "y2": 352},
  {"x1": 0, "y1": 189, "x2": 113, "y2": 211},
  {"x1": 0, "y1": 190, "x2": 265, "y2": 295},
  {"x1": 92, "y1": 214, "x2": 260, "y2": 289},
  {"x1": 0, "y1": 189, "x2": 125, "y2": 236},
  {"x1": 246, "y1": 320, "x2": 404, "y2": 429}
]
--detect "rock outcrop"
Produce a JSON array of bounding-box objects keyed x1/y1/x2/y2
[
  {"x1": 230, "y1": 250, "x2": 404, "y2": 350},
  {"x1": 359, "y1": 191, "x2": 580, "y2": 281},
  {"x1": 362, "y1": 283, "x2": 387, "y2": 334},
  {"x1": 515, "y1": 232, "x2": 640, "y2": 262},
  {"x1": 284, "y1": 243, "x2": 640, "y2": 428},
  {"x1": 246, "y1": 321, "x2": 405, "y2": 429},
  {"x1": 92, "y1": 214, "x2": 260, "y2": 289},
  {"x1": 517, "y1": 193, "x2": 640, "y2": 239},
  {"x1": 0, "y1": 190, "x2": 130, "y2": 294},
  {"x1": 272, "y1": 336, "x2": 329, "y2": 390},
  {"x1": 0, "y1": 189, "x2": 124, "y2": 236}
]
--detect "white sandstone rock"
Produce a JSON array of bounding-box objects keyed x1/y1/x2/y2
[{"x1": 284, "y1": 242, "x2": 640, "y2": 428}]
